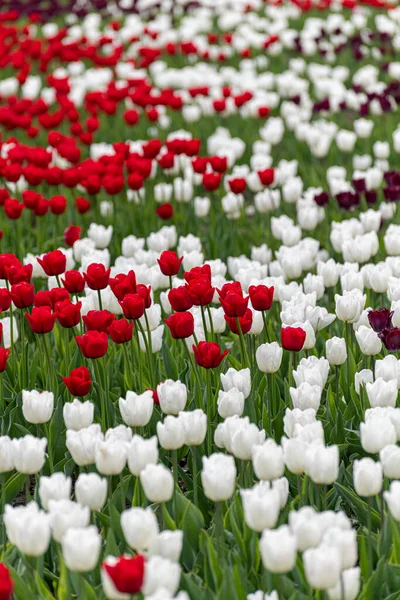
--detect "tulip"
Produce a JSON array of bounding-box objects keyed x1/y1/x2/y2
[
  {"x1": 127, "y1": 435, "x2": 159, "y2": 476},
  {"x1": 83, "y1": 309, "x2": 115, "y2": 332},
  {"x1": 281, "y1": 326, "x2": 306, "y2": 351},
  {"x1": 355, "y1": 326, "x2": 382, "y2": 356},
  {"x1": 335, "y1": 290, "x2": 366, "y2": 324},
  {"x1": 4, "y1": 502, "x2": 51, "y2": 557},
  {"x1": 384, "y1": 481, "x2": 400, "y2": 521},
  {"x1": 379, "y1": 327, "x2": 400, "y2": 351},
  {"x1": 37, "y1": 250, "x2": 67, "y2": 277},
  {"x1": 140, "y1": 464, "x2": 174, "y2": 503},
  {"x1": 0, "y1": 437, "x2": 14, "y2": 473},
  {"x1": 327, "y1": 567, "x2": 361, "y2": 600},
  {"x1": 325, "y1": 337, "x2": 347, "y2": 366},
  {"x1": 240, "y1": 482, "x2": 280, "y2": 532},
  {"x1": 179, "y1": 409, "x2": 207, "y2": 446},
  {"x1": 355, "y1": 369, "x2": 374, "y2": 395},
  {"x1": 119, "y1": 390, "x2": 154, "y2": 426},
  {"x1": 157, "y1": 416, "x2": 185, "y2": 450},
  {"x1": 168, "y1": 287, "x2": 193, "y2": 312},
  {"x1": 76, "y1": 330, "x2": 108, "y2": 359},
  {"x1": 323, "y1": 527, "x2": 358, "y2": 571},
  {"x1": 22, "y1": 389, "x2": 54, "y2": 424},
  {"x1": 164, "y1": 312, "x2": 194, "y2": 339},
  {"x1": 255, "y1": 342, "x2": 283, "y2": 373},
  {"x1": 217, "y1": 388, "x2": 245, "y2": 418},
  {"x1": 84, "y1": 263, "x2": 111, "y2": 290},
  {"x1": 66, "y1": 424, "x2": 104, "y2": 467},
  {"x1": 62, "y1": 270, "x2": 85, "y2": 294},
  {"x1": 62, "y1": 366, "x2": 92, "y2": 397},
  {"x1": 150, "y1": 530, "x2": 183, "y2": 562},
  {"x1": 109, "y1": 271, "x2": 137, "y2": 301},
  {"x1": 289, "y1": 506, "x2": 323, "y2": 551},
  {"x1": 259, "y1": 525, "x2": 297, "y2": 573},
  {"x1": 120, "y1": 293, "x2": 145, "y2": 320},
  {"x1": 142, "y1": 555, "x2": 181, "y2": 597},
  {"x1": 353, "y1": 458, "x2": 383, "y2": 497},
  {"x1": 249, "y1": 285, "x2": 274, "y2": 311},
  {"x1": 48, "y1": 499, "x2": 90, "y2": 542},
  {"x1": 95, "y1": 440, "x2": 127, "y2": 475},
  {"x1": 102, "y1": 555, "x2": 145, "y2": 598},
  {"x1": 368, "y1": 308, "x2": 393, "y2": 332},
  {"x1": 360, "y1": 416, "x2": 396, "y2": 454},
  {"x1": 157, "y1": 251, "x2": 183, "y2": 276},
  {"x1": 121, "y1": 507, "x2": 159, "y2": 551},
  {"x1": 63, "y1": 398, "x2": 94, "y2": 431},
  {"x1": 380, "y1": 445, "x2": 400, "y2": 479},
  {"x1": 0, "y1": 348, "x2": 10, "y2": 373},
  {"x1": 75, "y1": 473, "x2": 108, "y2": 511},
  {"x1": 252, "y1": 439, "x2": 285, "y2": 481},
  {"x1": 12, "y1": 435, "x2": 47, "y2": 474},
  {"x1": 0, "y1": 564, "x2": 13, "y2": 600},
  {"x1": 25, "y1": 306, "x2": 57, "y2": 334},
  {"x1": 56, "y1": 300, "x2": 82, "y2": 328},
  {"x1": 366, "y1": 378, "x2": 398, "y2": 408},
  {"x1": 305, "y1": 445, "x2": 339, "y2": 485},
  {"x1": 282, "y1": 437, "x2": 308, "y2": 475},
  {"x1": 303, "y1": 545, "x2": 341, "y2": 590},
  {"x1": 290, "y1": 382, "x2": 322, "y2": 411},
  {"x1": 201, "y1": 453, "x2": 237, "y2": 502},
  {"x1": 193, "y1": 341, "x2": 229, "y2": 368},
  {"x1": 39, "y1": 473, "x2": 71, "y2": 510},
  {"x1": 62, "y1": 526, "x2": 101, "y2": 572},
  {"x1": 221, "y1": 367, "x2": 251, "y2": 399}
]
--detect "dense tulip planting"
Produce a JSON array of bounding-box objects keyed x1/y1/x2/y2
[{"x1": 2, "y1": 0, "x2": 400, "y2": 598}]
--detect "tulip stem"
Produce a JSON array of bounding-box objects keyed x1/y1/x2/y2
[
  {"x1": 206, "y1": 306, "x2": 215, "y2": 341},
  {"x1": 215, "y1": 502, "x2": 224, "y2": 561},
  {"x1": 344, "y1": 323, "x2": 351, "y2": 400},
  {"x1": 191, "y1": 447, "x2": 198, "y2": 508},
  {"x1": 366, "y1": 497, "x2": 374, "y2": 575},
  {"x1": 93, "y1": 359, "x2": 107, "y2": 431},
  {"x1": 181, "y1": 340, "x2": 202, "y2": 396},
  {"x1": 0, "y1": 375, "x2": 4, "y2": 435},
  {"x1": 200, "y1": 306, "x2": 209, "y2": 342},
  {"x1": 41, "y1": 334, "x2": 53, "y2": 392},
  {"x1": 235, "y1": 317, "x2": 250, "y2": 369},
  {"x1": 1, "y1": 474, "x2": 5, "y2": 556},
  {"x1": 44, "y1": 423, "x2": 54, "y2": 473},
  {"x1": 97, "y1": 289, "x2": 103, "y2": 310},
  {"x1": 206, "y1": 370, "x2": 213, "y2": 455},
  {"x1": 172, "y1": 450, "x2": 178, "y2": 518}
]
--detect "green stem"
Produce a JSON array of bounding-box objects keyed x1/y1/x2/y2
[
  {"x1": 200, "y1": 306, "x2": 209, "y2": 342},
  {"x1": 367, "y1": 497, "x2": 374, "y2": 576},
  {"x1": 206, "y1": 305, "x2": 215, "y2": 341},
  {"x1": 97, "y1": 289, "x2": 103, "y2": 310},
  {"x1": 93, "y1": 359, "x2": 107, "y2": 431},
  {"x1": 235, "y1": 317, "x2": 250, "y2": 368},
  {"x1": 215, "y1": 502, "x2": 224, "y2": 561},
  {"x1": 191, "y1": 447, "x2": 198, "y2": 508},
  {"x1": 172, "y1": 450, "x2": 178, "y2": 519}
]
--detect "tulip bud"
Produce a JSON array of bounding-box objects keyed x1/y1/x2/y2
[
  {"x1": 259, "y1": 525, "x2": 297, "y2": 573},
  {"x1": 327, "y1": 567, "x2": 361, "y2": 600},
  {"x1": 4, "y1": 502, "x2": 51, "y2": 557},
  {"x1": 127, "y1": 435, "x2": 159, "y2": 476},
  {"x1": 305, "y1": 445, "x2": 339, "y2": 485},
  {"x1": 157, "y1": 380, "x2": 187, "y2": 415},
  {"x1": 335, "y1": 290, "x2": 366, "y2": 324},
  {"x1": 119, "y1": 390, "x2": 154, "y2": 427},
  {"x1": 240, "y1": 482, "x2": 280, "y2": 532},
  {"x1": 141, "y1": 555, "x2": 181, "y2": 597},
  {"x1": 66, "y1": 424, "x2": 104, "y2": 467},
  {"x1": 366, "y1": 378, "x2": 398, "y2": 408},
  {"x1": 179, "y1": 409, "x2": 207, "y2": 446},
  {"x1": 252, "y1": 439, "x2": 284, "y2": 481},
  {"x1": 220, "y1": 367, "x2": 251, "y2": 399},
  {"x1": 325, "y1": 337, "x2": 347, "y2": 366},
  {"x1": 380, "y1": 445, "x2": 400, "y2": 479},
  {"x1": 281, "y1": 437, "x2": 308, "y2": 475},
  {"x1": 22, "y1": 390, "x2": 54, "y2": 424},
  {"x1": 384, "y1": 480, "x2": 400, "y2": 520},
  {"x1": 150, "y1": 530, "x2": 183, "y2": 562},
  {"x1": 0, "y1": 437, "x2": 14, "y2": 473},
  {"x1": 360, "y1": 416, "x2": 396, "y2": 454},
  {"x1": 353, "y1": 458, "x2": 383, "y2": 497},
  {"x1": 140, "y1": 463, "x2": 174, "y2": 504},
  {"x1": 255, "y1": 342, "x2": 283, "y2": 373},
  {"x1": 63, "y1": 399, "x2": 94, "y2": 431},
  {"x1": 217, "y1": 387, "x2": 245, "y2": 418},
  {"x1": 48, "y1": 499, "x2": 90, "y2": 543},
  {"x1": 289, "y1": 506, "x2": 322, "y2": 551},
  {"x1": 201, "y1": 453, "x2": 237, "y2": 502},
  {"x1": 355, "y1": 369, "x2": 374, "y2": 395},
  {"x1": 75, "y1": 472, "x2": 108, "y2": 511},
  {"x1": 290, "y1": 382, "x2": 322, "y2": 411},
  {"x1": 157, "y1": 416, "x2": 185, "y2": 450},
  {"x1": 121, "y1": 507, "x2": 159, "y2": 551},
  {"x1": 62, "y1": 526, "x2": 101, "y2": 572},
  {"x1": 95, "y1": 440, "x2": 127, "y2": 476},
  {"x1": 323, "y1": 527, "x2": 357, "y2": 571},
  {"x1": 39, "y1": 473, "x2": 72, "y2": 510},
  {"x1": 355, "y1": 326, "x2": 382, "y2": 356},
  {"x1": 12, "y1": 435, "x2": 47, "y2": 474},
  {"x1": 304, "y1": 545, "x2": 341, "y2": 590}
]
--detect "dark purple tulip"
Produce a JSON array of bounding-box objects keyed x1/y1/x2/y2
[
  {"x1": 365, "y1": 190, "x2": 378, "y2": 205},
  {"x1": 353, "y1": 178, "x2": 366, "y2": 193},
  {"x1": 368, "y1": 309, "x2": 393, "y2": 333},
  {"x1": 378, "y1": 328, "x2": 400, "y2": 352},
  {"x1": 314, "y1": 192, "x2": 329, "y2": 207}
]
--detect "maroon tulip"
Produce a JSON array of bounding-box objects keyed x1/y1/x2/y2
[{"x1": 368, "y1": 308, "x2": 393, "y2": 333}]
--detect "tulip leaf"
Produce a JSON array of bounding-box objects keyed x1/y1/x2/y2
[
  {"x1": 34, "y1": 572, "x2": 55, "y2": 599},
  {"x1": 162, "y1": 341, "x2": 179, "y2": 380},
  {"x1": 334, "y1": 483, "x2": 380, "y2": 528}
]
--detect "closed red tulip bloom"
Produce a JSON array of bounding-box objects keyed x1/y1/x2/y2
[
  {"x1": 10, "y1": 282, "x2": 35, "y2": 309},
  {"x1": 186, "y1": 278, "x2": 214, "y2": 306},
  {"x1": 120, "y1": 293, "x2": 145, "y2": 320},
  {"x1": 62, "y1": 270, "x2": 85, "y2": 294},
  {"x1": 25, "y1": 306, "x2": 57, "y2": 334},
  {"x1": 184, "y1": 264, "x2": 212, "y2": 283},
  {"x1": 108, "y1": 319, "x2": 134, "y2": 344},
  {"x1": 0, "y1": 254, "x2": 19, "y2": 280},
  {"x1": 55, "y1": 300, "x2": 82, "y2": 328},
  {"x1": 0, "y1": 348, "x2": 10, "y2": 373},
  {"x1": 155, "y1": 203, "x2": 173, "y2": 220},
  {"x1": 249, "y1": 285, "x2": 274, "y2": 311},
  {"x1": 0, "y1": 563, "x2": 13, "y2": 599},
  {"x1": 137, "y1": 284, "x2": 152, "y2": 309},
  {"x1": 168, "y1": 287, "x2": 193, "y2": 312},
  {"x1": 83, "y1": 310, "x2": 115, "y2": 332},
  {"x1": 62, "y1": 366, "x2": 92, "y2": 396},
  {"x1": 157, "y1": 250, "x2": 183, "y2": 276},
  {"x1": 225, "y1": 308, "x2": 253, "y2": 334},
  {"x1": 202, "y1": 172, "x2": 221, "y2": 191},
  {"x1": 103, "y1": 555, "x2": 145, "y2": 594},
  {"x1": 281, "y1": 326, "x2": 306, "y2": 352},
  {"x1": 0, "y1": 290, "x2": 11, "y2": 312},
  {"x1": 193, "y1": 341, "x2": 229, "y2": 368},
  {"x1": 4, "y1": 198, "x2": 24, "y2": 219},
  {"x1": 49, "y1": 195, "x2": 67, "y2": 215},
  {"x1": 75, "y1": 196, "x2": 91, "y2": 214},
  {"x1": 84, "y1": 264, "x2": 111, "y2": 290},
  {"x1": 258, "y1": 168, "x2": 274, "y2": 186},
  {"x1": 165, "y1": 312, "x2": 194, "y2": 339},
  {"x1": 4, "y1": 263, "x2": 33, "y2": 285},
  {"x1": 64, "y1": 225, "x2": 81, "y2": 247},
  {"x1": 218, "y1": 281, "x2": 242, "y2": 299},
  {"x1": 37, "y1": 250, "x2": 67, "y2": 276},
  {"x1": 109, "y1": 271, "x2": 137, "y2": 301},
  {"x1": 49, "y1": 288, "x2": 70, "y2": 308},
  {"x1": 76, "y1": 330, "x2": 108, "y2": 359},
  {"x1": 220, "y1": 292, "x2": 249, "y2": 318}
]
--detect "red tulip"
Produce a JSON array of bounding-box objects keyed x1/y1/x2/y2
[
  {"x1": 64, "y1": 225, "x2": 81, "y2": 247},
  {"x1": 157, "y1": 250, "x2": 183, "y2": 276},
  {"x1": 168, "y1": 287, "x2": 193, "y2": 312},
  {"x1": 109, "y1": 271, "x2": 137, "y2": 301},
  {"x1": 10, "y1": 282, "x2": 34, "y2": 309},
  {"x1": 120, "y1": 293, "x2": 145, "y2": 320},
  {"x1": 0, "y1": 563, "x2": 13, "y2": 599},
  {"x1": 84, "y1": 264, "x2": 111, "y2": 291},
  {"x1": 55, "y1": 300, "x2": 82, "y2": 328},
  {"x1": 258, "y1": 168, "x2": 274, "y2": 186},
  {"x1": 249, "y1": 285, "x2": 274, "y2": 311},
  {"x1": 184, "y1": 265, "x2": 212, "y2": 283},
  {"x1": 202, "y1": 172, "x2": 221, "y2": 191},
  {"x1": 4, "y1": 263, "x2": 32, "y2": 285},
  {"x1": 83, "y1": 310, "x2": 115, "y2": 332},
  {"x1": 37, "y1": 250, "x2": 67, "y2": 276},
  {"x1": 25, "y1": 306, "x2": 57, "y2": 334},
  {"x1": 155, "y1": 203, "x2": 173, "y2": 220},
  {"x1": 193, "y1": 341, "x2": 229, "y2": 368},
  {"x1": 62, "y1": 270, "x2": 85, "y2": 294},
  {"x1": 76, "y1": 331, "x2": 108, "y2": 359},
  {"x1": 225, "y1": 308, "x2": 253, "y2": 334},
  {"x1": 281, "y1": 326, "x2": 306, "y2": 352},
  {"x1": 220, "y1": 292, "x2": 249, "y2": 318},
  {"x1": 0, "y1": 290, "x2": 11, "y2": 312},
  {"x1": 103, "y1": 555, "x2": 145, "y2": 594},
  {"x1": 108, "y1": 319, "x2": 134, "y2": 344},
  {"x1": 0, "y1": 348, "x2": 10, "y2": 373},
  {"x1": 4, "y1": 198, "x2": 23, "y2": 219},
  {"x1": 186, "y1": 278, "x2": 214, "y2": 306},
  {"x1": 75, "y1": 196, "x2": 91, "y2": 214},
  {"x1": 62, "y1": 366, "x2": 92, "y2": 396},
  {"x1": 137, "y1": 284, "x2": 152, "y2": 309},
  {"x1": 165, "y1": 312, "x2": 194, "y2": 339}
]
